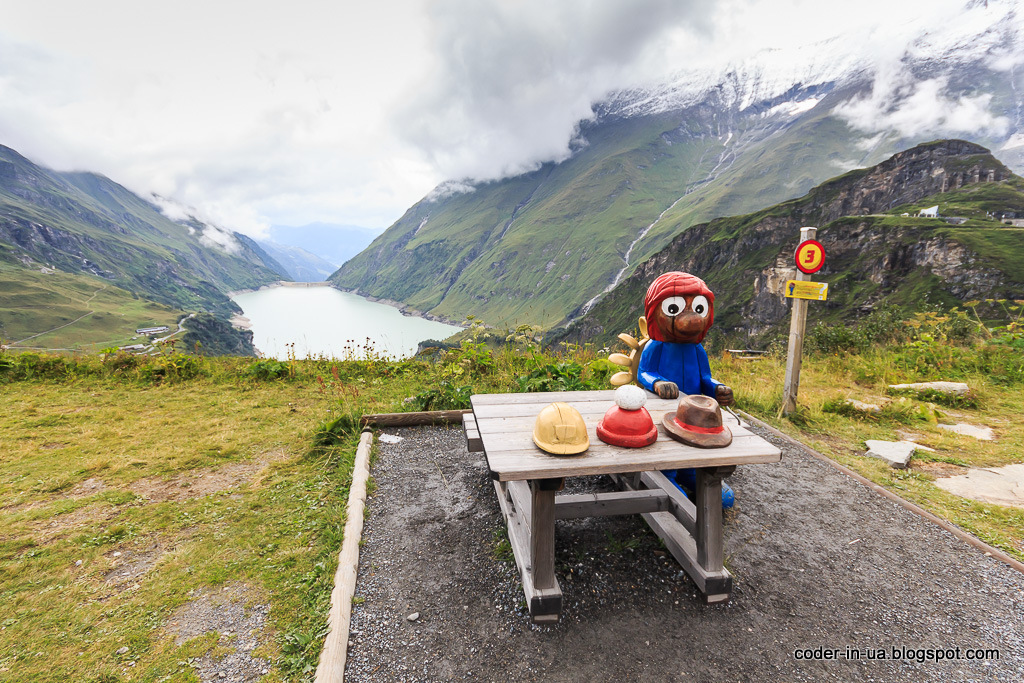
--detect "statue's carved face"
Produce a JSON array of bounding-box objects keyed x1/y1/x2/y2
[{"x1": 652, "y1": 293, "x2": 712, "y2": 344}]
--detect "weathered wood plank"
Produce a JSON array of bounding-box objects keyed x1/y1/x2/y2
[
  {"x1": 472, "y1": 390, "x2": 635, "y2": 405},
  {"x1": 462, "y1": 413, "x2": 483, "y2": 453},
  {"x1": 530, "y1": 480, "x2": 558, "y2": 593},
  {"x1": 695, "y1": 467, "x2": 734, "y2": 571},
  {"x1": 361, "y1": 410, "x2": 470, "y2": 427},
  {"x1": 507, "y1": 480, "x2": 533, "y2": 528},
  {"x1": 493, "y1": 480, "x2": 562, "y2": 621},
  {"x1": 554, "y1": 489, "x2": 669, "y2": 519},
  {"x1": 482, "y1": 434, "x2": 779, "y2": 481},
  {"x1": 471, "y1": 398, "x2": 681, "y2": 420},
  {"x1": 314, "y1": 431, "x2": 374, "y2": 683},
  {"x1": 638, "y1": 470, "x2": 697, "y2": 536},
  {"x1": 473, "y1": 410, "x2": 750, "y2": 436},
  {"x1": 641, "y1": 509, "x2": 732, "y2": 600}
]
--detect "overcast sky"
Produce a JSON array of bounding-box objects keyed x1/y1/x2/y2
[{"x1": 0, "y1": 0, "x2": 1010, "y2": 236}]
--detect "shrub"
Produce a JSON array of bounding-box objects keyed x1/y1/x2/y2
[
  {"x1": 410, "y1": 381, "x2": 473, "y2": 410},
  {"x1": 244, "y1": 358, "x2": 291, "y2": 381}
]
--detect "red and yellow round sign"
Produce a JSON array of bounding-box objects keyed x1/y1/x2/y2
[{"x1": 795, "y1": 239, "x2": 825, "y2": 274}]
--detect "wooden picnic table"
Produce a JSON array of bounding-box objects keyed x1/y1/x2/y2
[{"x1": 463, "y1": 389, "x2": 782, "y2": 623}]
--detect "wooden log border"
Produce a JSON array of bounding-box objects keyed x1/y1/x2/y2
[
  {"x1": 738, "y1": 410, "x2": 1024, "y2": 576},
  {"x1": 360, "y1": 409, "x2": 471, "y2": 428},
  {"x1": 315, "y1": 429, "x2": 373, "y2": 683},
  {"x1": 315, "y1": 409, "x2": 473, "y2": 682}
]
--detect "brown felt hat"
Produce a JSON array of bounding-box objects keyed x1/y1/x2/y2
[{"x1": 662, "y1": 394, "x2": 732, "y2": 449}]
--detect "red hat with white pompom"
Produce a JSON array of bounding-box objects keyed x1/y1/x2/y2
[{"x1": 597, "y1": 385, "x2": 658, "y2": 448}]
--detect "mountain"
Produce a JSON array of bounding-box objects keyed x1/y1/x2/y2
[
  {"x1": 0, "y1": 145, "x2": 288, "y2": 318},
  {"x1": 330, "y1": 3, "x2": 1024, "y2": 329},
  {"x1": 254, "y1": 239, "x2": 337, "y2": 282},
  {"x1": 549, "y1": 140, "x2": 1024, "y2": 349},
  {"x1": 268, "y1": 223, "x2": 381, "y2": 269}
]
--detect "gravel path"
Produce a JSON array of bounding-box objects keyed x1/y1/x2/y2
[{"x1": 345, "y1": 424, "x2": 1024, "y2": 682}]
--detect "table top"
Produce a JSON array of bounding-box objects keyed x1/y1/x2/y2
[{"x1": 471, "y1": 390, "x2": 782, "y2": 481}]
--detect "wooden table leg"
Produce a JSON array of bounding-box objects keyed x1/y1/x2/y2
[
  {"x1": 694, "y1": 465, "x2": 735, "y2": 603},
  {"x1": 529, "y1": 479, "x2": 560, "y2": 615},
  {"x1": 493, "y1": 478, "x2": 563, "y2": 623},
  {"x1": 613, "y1": 468, "x2": 736, "y2": 604}
]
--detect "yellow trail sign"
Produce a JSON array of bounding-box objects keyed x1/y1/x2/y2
[{"x1": 785, "y1": 280, "x2": 828, "y2": 301}]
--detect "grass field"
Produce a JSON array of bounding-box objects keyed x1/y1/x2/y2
[
  {"x1": 0, "y1": 262, "x2": 183, "y2": 353},
  {"x1": 1, "y1": 313, "x2": 1022, "y2": 681}
]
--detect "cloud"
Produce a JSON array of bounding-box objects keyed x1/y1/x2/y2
[
  {"x1": 835, "y1": 74, "x2": 1011, "y2": 139},
  {"x1": 394, "y1": 0, "x2": 711, "y2": 182},
  {"x1": 0, "y1": 0, "x2": 1018, "y2": 237},
  {"x1": 197, "y1": 223, "x2": 242, "y2": 255}
]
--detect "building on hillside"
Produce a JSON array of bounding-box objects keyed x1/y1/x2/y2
[
  {"x1": 136, "y1": 326, "x2": 170, "y2": 335},
  {"x1": 918, "y1": 205, "x2": 939, "y2": 218}
]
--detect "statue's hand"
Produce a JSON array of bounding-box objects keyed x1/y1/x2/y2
[
  {"x1": 654, "y1": 381, "x2": 679, "y2": 399},
  {"x1": 715, "y1": 385, "x2": 735, "y2": 407}
]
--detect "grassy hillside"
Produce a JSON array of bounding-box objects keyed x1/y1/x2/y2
[
  {"x1": 332, "y1": 98, "x2": 900, "y2": 328},
  {"x1": 0, "y1": 250, "x2": 183, "y2": 352},
  {"x1": 552, "y1": 143, "x2": 1024, "y2": 350},
  {"x1": 0, "y1": 145, "x2": 286, "y2": 318},
  {"x1": 331, "y1": 74, "x2": 1022, "y2": 330}
]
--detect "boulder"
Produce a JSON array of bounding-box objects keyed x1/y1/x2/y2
[
  {"x1": 888, "y1": 381, "x2": 970, "y2": 396},
  {"x1": 864, "y1": 440, "x2": 936, "y2": 469},
  {"x1": 934, "y1": 464, "x2": 1024, "y2": 509},
  {"x1": 937, "y1": 423, "x2": 995, "y2": 441},
  {"x1": 844, "y1": 399, "x2": 883, "y2": 414}
]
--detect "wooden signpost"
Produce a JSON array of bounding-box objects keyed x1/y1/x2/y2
[{"x1": 781, "y1": 227, "x2": 826, "y2": 416}]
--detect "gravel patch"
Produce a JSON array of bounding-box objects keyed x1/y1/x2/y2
[
  {"x1": 167, "y1": 582, "x2": 272, "y2": 683},
  {"x1": 345, "y1": 425, "x2": 1024, "y2": 682}
]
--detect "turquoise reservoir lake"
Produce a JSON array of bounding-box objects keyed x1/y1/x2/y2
[{"x1": 230, "y1": 284, "x2": 462, "y2": 360}]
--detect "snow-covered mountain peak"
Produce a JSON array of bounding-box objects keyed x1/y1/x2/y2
[{"x1": 606, "y1": 0, "x2": 1022, "y2": 121}]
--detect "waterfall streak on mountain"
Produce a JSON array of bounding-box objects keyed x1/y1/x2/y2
[{"x1": 579, "y1": 135, "x2": 736, "y2": 315}]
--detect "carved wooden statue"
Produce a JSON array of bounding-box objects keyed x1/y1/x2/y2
[{"x1": 637, "y1": 271, "x2": 734, "y2": 406}]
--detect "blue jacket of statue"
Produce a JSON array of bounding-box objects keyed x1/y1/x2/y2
[{"x1": 637, "y1": 340, "x2": 720, "y2": 397}]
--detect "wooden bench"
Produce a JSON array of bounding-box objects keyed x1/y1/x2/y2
[{"x1": 464, "y1": 389, "x2": 782, "y2": 623}]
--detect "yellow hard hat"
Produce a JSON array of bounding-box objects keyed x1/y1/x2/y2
[{"x1": 533, "y1": 402, "x2": 589, "y2": 455}]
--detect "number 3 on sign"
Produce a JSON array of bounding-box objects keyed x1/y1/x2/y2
[{"x1": 795, "y1": 239, "x2": 825, "y2": 274}]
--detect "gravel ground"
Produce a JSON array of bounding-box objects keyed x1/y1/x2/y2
[
  {"x1": 345, "y1": 424, "x2": 1024, "y2": 682},
  {"x1": 167, "y1": 583, "x2": 273, "y2": 683}
]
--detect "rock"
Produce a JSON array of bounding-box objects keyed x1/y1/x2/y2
[
  {"x1": 116, "y1": 646, "x2": 129, "y2": 655},
  {"x1": 888, "y1": 381, "x2": 970, "y2": 396},
  {"x1": 938, "y1": 423, "x2": 995, "y2": 441},
  {"x1": 864, "y1": 440, "x2": 936, "y2": 469},
  {"x1": 406, "y1": 612, "x2": 420, "y2": 622},
  {"x1": 380, "y1": 434, "x2": 404, "y2": 444},
  {"x1": 844, "y1": 399, "x2": 883, "y2": 414},
  {"x1": 934, "y1": 464, "x2": 1024, "y2": 509}
]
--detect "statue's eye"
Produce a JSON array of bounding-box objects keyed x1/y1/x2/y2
[
  {"x1": 691, "y1": 295, "x2": 710, "y2": 318},
  {"x1": 661, "y1": 296, "x2": 686, "y2": 317}
]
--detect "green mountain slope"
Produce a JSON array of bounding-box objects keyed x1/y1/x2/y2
[
  {"x1": 331, "y1": 82, "x2": 1016, "y2": 328},
  {"x1": 333, "y1": 35, "x2": 1024, "y2": 331},
  {"x1": 550, "y1": 140, "x2": 1024, "y2": 349},
  {"x1": 0, "y1": 145, "x2": 287, "y2": 317},
  {"x1": 0, "y1": 243, "x2": 184, "y2": 351}
]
